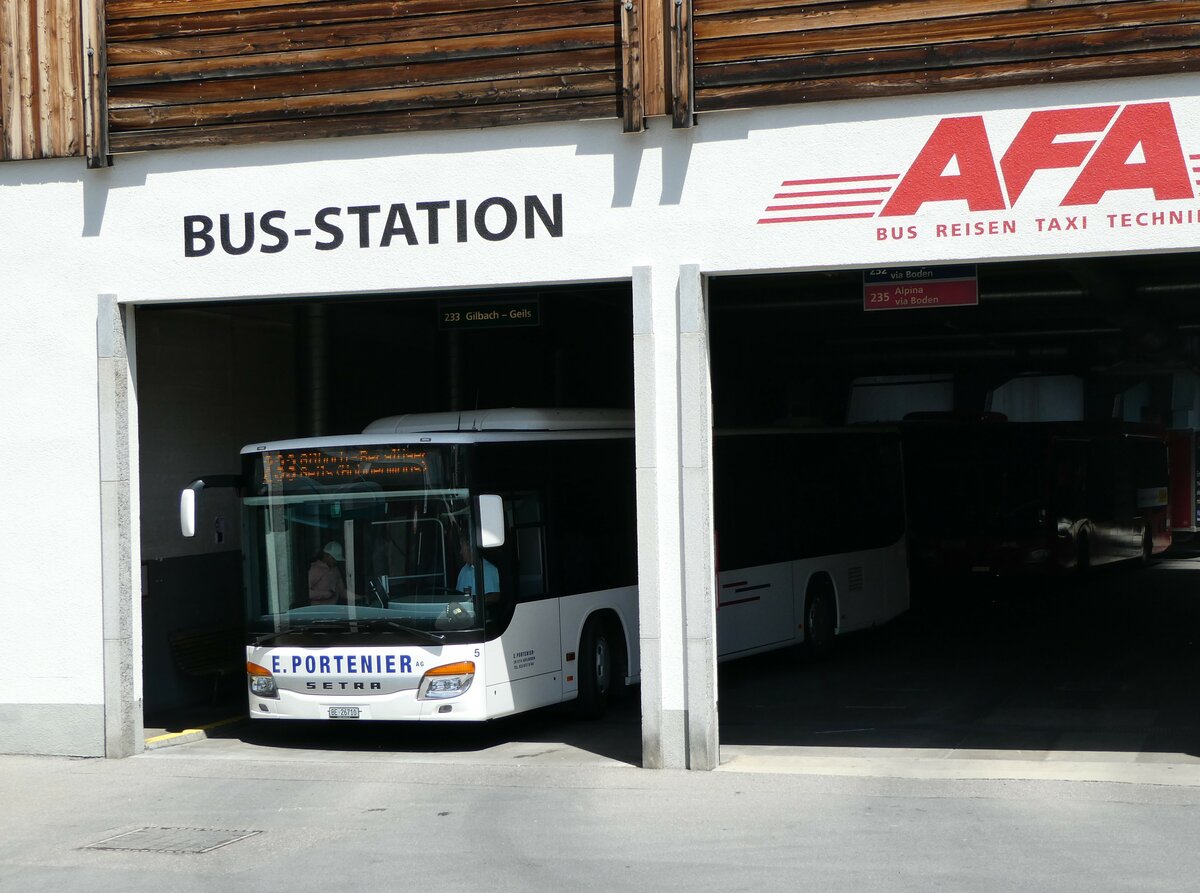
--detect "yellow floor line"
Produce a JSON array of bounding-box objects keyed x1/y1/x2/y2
[{"x1": 145, "y1": 716, "x2": 243, "y2": 745}]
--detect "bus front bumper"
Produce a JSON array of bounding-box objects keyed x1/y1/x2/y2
[{"x1": 249, "y1": 681, "x2": 490, "y2": 721}]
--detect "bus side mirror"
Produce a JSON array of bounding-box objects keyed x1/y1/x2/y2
[
  {"x1": 478, "y1": 494, "x2": 505, "y2": 548},
  {"x1": 180, "y1": 484, "x2": 200, "y2": 537},
  {"x1": 179, "y1": 475, "x2": 241, "y2": 538}
]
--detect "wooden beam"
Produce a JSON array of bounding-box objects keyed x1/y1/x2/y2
[
  {"x1": 109, "y1": 0, "x2": 590, "y2": 41},
  {"x1": 669, "y1": 0, "x2": 692, "y2": 127},
  {"x1": 695, "y1": 2, "x2": 1200, "y2": 64},
  {"x1": 81, "y1": 0, "x2": 110, "y2": 165},
  {"x1": 696, "y1": 48, "x2": 1200, "y2": 111},
  {"x1": 1, "y1": 0, "x2": 17, "y2": 159},
  {"x1": 642, "y1": 0, "x2": 666, "y2": 115},
  {"x1": 694, "y1": 0, "x2": 1119, "y2": 34},
  {"x1": 107, "y1": 2, "x2": 617, "y2": 65},
  {"x1": 108, "y1": 95, "x2": 619, "y2": 152},
  {"x1": 621, "y1": 0, "x2": 644, "y2": 132},
  {"x1": 16, "y1": 0, "x2": 34, "y2": 157},
  {"x1": 109, "y1": 48, "x2": 618, "y2": 107},
  {"x1": 697, "y1": 24, "x2": 1200, "y2": 88},
  {"x1": 50, "y1": 0, "x2": 82, "y2": 156},
  {"x1": 109, "y1": 71, "x2": 617, "y2": 129},
  {"x1": 107, "y1": 0, "x2": 564, "y2": 23},
  {"x1": 38, "y1": 0, "x2": 53, "y2": 157},
  {"x1": 108, "y1": 26, "x2": 616, "y2": 85}
]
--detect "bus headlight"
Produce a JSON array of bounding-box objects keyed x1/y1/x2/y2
[
  {"x1": 247, "y1": 661, "x2": 278, "y2": 699},
  {"x1": 417, "y1": 661, "x2": 475, "y2": 700}
]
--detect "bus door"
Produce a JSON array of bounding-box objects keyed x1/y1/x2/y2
[{"x1": 481, "y1": 490, "x2": 563, "y2": 713}]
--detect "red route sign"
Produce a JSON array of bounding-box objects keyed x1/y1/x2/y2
[{"x1": 863, "y1": 265, "x2": 978, "y2": 311}]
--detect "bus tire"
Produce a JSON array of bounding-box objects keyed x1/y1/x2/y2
[
  {"x1": 1141, "y1": 526, "x2": 1154, "y2": 566},
  {"x1": 574, "y1": 617, "x2": 616, "y2": 719},
  {"x1": 801, "y1": 577, "x2": 836, "y2": 661}
]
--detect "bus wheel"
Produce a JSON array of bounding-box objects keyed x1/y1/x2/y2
[
  {"x1": 801, "y1": 579, "x2": 836, "y2": 661},
  {"x1": 1141, "y1": 527, "x2": 1154, "y2": 566},
  {"x1": 575, "y1": 618, "x2": 614, "y2": 719}
]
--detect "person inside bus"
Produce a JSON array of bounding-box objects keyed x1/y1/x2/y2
[
  {"x1": 437, "y1": 537, "x2": 499, "y2": 629},
  {"x1": 308, "y1": 541, "x2": 347, "y2": 606}
]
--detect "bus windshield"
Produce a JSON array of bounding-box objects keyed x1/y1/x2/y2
[{"x1": 241, "y1": 445, "x2": 488, "y2": 644}]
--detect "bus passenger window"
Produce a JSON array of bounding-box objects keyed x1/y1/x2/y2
[
  {"x1": 505, "y1": 492, "x2": 546, "y2": 597},
  {"x1": 517, "y1": 527, "x2": 545, "y2": 596}
]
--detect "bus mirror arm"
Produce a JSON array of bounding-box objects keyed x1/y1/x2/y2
[{"x1": 179, "y1": 475, "x2": 242, "y2": 538}]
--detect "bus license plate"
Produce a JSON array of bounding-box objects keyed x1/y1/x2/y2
[{"x1": 328, "y1": 706, "x2": 360, "y2": 719}]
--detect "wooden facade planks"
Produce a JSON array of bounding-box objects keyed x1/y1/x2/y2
[
  {"x1": 106, "y1": 0, "x2": 631, "y2": 152},
  {"x1": 669, "y1": 0, "x2": 693, "y2": 126},
  {"x1": 620, "y1": 0, "x2": 644, "y2": 131},
  {"x1": 106, "y1": 94, "x2": 619, "y2": 151},
  {"x1": 109, "y1": 70, "x2": 619, "y2": 128},
  {"x1": 108, "y1": 26, "x2": 619, "y2": 85},
  {"x1": 0, "y1": 0, "x2": 83, "y2": 160},
  {"x1": 693, "y1": 0, "x2": 1200, "y2": 113},
  {"x1": 641, "y1": 0, "x2": 664, "y2": 115},
  {"x1": 5, "y1": 0, "x2": 1197, "y2": 161},
  {"x1": 107, "y1": 1, "x2": 619, "y2": 65}
]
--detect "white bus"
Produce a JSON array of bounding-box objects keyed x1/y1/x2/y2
[{"x1": 180, "y1": 409, "x2": 908, "y2": 722}]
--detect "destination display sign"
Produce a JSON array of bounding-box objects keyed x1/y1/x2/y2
[
  {"x1": 863, "y1": 264, "x2": 978, "y2": 311},
  {"x1": 258, "y1": 447, "x2": 435, "y2": 488},
  {"x1": 438, "y1": 298, "x2": 540, "y2": 330}
]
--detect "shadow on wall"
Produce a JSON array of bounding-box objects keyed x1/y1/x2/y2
[{"x1": 142, "y1": 551, "x2": 243, "y2": 715}]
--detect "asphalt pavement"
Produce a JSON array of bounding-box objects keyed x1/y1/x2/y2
[
  {"x1": 9, "y1": 554, "x2": 1200, "y2": 890},
  {"x1": 2, "y1": 743, "x2": 1199, "y2": 892}
]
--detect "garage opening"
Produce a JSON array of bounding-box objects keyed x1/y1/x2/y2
[
  {"x1": 134, "y1": 284, "x2": 635, "y2": 752},
  {"x1": 708, "y1": 253, "x2": 1200, "y2": 762}
]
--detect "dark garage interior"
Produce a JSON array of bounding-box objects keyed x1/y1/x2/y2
[{"x1": 134, "y1": 253, "x2": 1200, "y2": 762}]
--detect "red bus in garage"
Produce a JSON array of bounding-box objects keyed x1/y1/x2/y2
[
  {"x1": 903, "y1": 416, "x2": 1170, "y2": 578},
  {"x1": 180, "y1": 411, "x2": 909, "y2": 723},
  {"x1": 1167, "y1": 429, "x2": 1200, "y2": 538}
]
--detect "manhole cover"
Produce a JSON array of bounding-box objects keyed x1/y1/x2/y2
[{"x1": 85, "y1": 827, "x2": 260, "y2": 854}]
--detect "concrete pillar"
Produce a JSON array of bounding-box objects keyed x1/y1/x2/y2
[
  {"x1": 301, "y1": 303, "x2": 331, "y2": 436},
  {"x1": 634, "y1": 265, "x2": 718, "y2": 770},
  {"x1": 97, "y1": 296, "x2": 144, "y2": 757}
]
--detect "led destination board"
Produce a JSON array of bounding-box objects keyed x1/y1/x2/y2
[{"x1": 259, "y1": 447, "x2": 435, "y2": 488}]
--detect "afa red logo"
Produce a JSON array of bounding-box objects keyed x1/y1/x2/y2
[{"x1": 759, "y1": 102, "x2": 1198, "y2": 225}]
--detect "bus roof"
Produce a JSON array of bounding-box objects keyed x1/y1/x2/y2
[
  {"x1": 240, "y1": 409, "x2": 635, "y2": 454},
  {"x1": 240, "y1": 410, "x2": 898, "y2": 455},
  {"x1": 363, "y1": 408, "x2": 634, "y2": 434}
]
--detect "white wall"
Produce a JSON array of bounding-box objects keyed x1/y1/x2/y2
[
  {"x1": 0, "y1": 168, "x2": 107, "y2": 753},
  {"x1": 18, "y1": 72, "x2": 1200, "y2": 307},
  {"x1": 3, "y1": 72, "x2": 1200, "y2": 754}
]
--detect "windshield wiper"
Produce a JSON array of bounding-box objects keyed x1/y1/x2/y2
[
  {"x1": 251, "y1": 618, "x2": 355, "y2": 646},
  {"x1": 358, "y1": 618, "x2": 445, "y2": 643}
]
